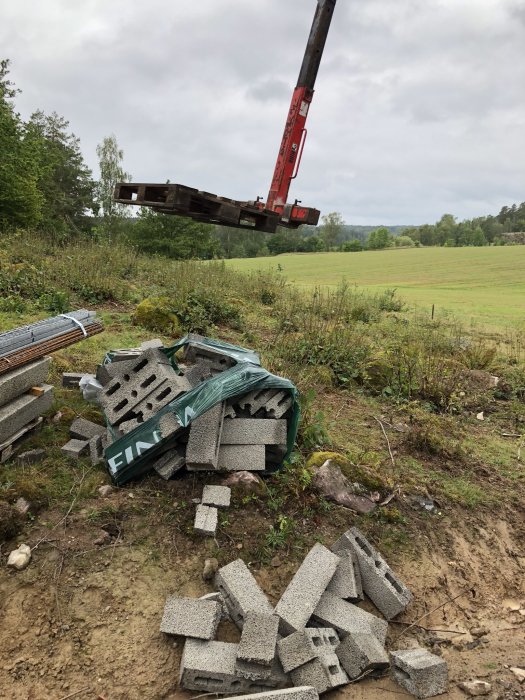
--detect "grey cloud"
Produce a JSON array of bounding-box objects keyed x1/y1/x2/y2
[{"x1": 0, "y1": 0, "x2": 523, "y2": 225}]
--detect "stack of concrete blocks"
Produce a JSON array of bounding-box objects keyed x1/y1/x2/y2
[
  {"x1": 0, "y1": 357, "x2": 53, "y2": 461},
  {"x1": 95, "y1": 344, "x2": 192, "y2": 478},
  {"x1": 194, "y1": 484, "x2": 231, "y2": 536},
  {"x1": 61, "y1": 417, "x2": 107, "y2": 465},
  {"x1": 164, "y1": 531, "x2": 446, "y2": 698},
  {"x1": 181, "y1": 335, "x2": 292, "y2": 474}
]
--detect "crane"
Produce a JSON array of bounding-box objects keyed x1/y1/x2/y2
[{"x1": 114, "y1": 0, "x2": 337, "y2": 234}]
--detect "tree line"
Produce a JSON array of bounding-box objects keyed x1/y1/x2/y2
[{"x1": 2, "y1": 58, "x2": 523, "y2": 260}]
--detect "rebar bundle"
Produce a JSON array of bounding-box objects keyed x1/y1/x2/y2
[{"x1": 0, "y1": 311, "x2": 103, "y2": 376}]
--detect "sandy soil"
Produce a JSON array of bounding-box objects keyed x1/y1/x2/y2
[{"x1": 0, "y1": 487, "x2": 524, "y2": 700}]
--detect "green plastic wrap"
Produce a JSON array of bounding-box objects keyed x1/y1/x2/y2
[{"x1": 103, "y1": 336, "x2": 299, "y2": 485}]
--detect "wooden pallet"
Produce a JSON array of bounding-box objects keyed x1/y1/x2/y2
[
  {"x1": 114, "y1": 183, "x2": 282, "y2": 233},
  {"x1": 0, "y1": 417, "x2": 43, "y2": 464}
]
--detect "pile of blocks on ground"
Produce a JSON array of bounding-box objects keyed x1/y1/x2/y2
[
  {"x1": 161, "y1": 526, "x2": 449, "y2": 699},
  {"x1": 62, "y1": 335, "x2": 293, "y2": 478},
  {"x1": 194, "y1": 484, "x2": 231, "y2": 536},
  {"x1": 0, "y1": 357, "x2": 53, "y2": 463}
]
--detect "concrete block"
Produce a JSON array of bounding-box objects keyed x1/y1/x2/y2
[
  {"x1": 160, "y1": 596, "x2": 221, "y2": 639},
  {"x1": 236, "y1": 389, "x2": 282, "y2": 416},
  {"x1": 183, "y1": 339, "x2": 235, "y2": 371},
  {"x1": 274, "y1": 544, "x2": 340, "y2": 635},
  {"x1": 100, "y1": 349, "x2": 176, "y2": 425},
  {"x1": 238, "y1": 612, "x2": 279, "y2": 667},
  {"x1": 152, "y1": 447, "x2": 186, "y2": 480},
  {"x1": 133, "y1": 375, "x2": 191, "y2": 424},
  {"x1": 278, "y1": 628, "x2": 340, "y2": 674},
  {"x1": 199, "y1": 592, "x2": 231, "y2": 621},
  {"x1": 140, "y1": 338, "x2": 163, "y2": 350},
  {"x1": 202, "y1": 485, "x2": 231, "y2": 508},
  {"x1": 185, "y1": 361, "x2": 215, "y2": 388},
  {"x1": 336, "y1": 632, "x2": 389, "y2": 679},
  {"x1": 333, "y1": 527, "x2": 412, "y2": 619},
  {"x1": 96, "y1": 357, "x2": 143, "y2": 386},
  {"x1": 0, "y1": 358, "x2": 50, "y2": 409},
  {"x1": 222, "y1": 688, "x2": 319, "y2": 700},
  {"x1": 180, "y1": 639, "x2": 285, "y2": 693},
  {"x1": 0, "y1": 385, "x2": 53, "y2": 443},
  {"x1": 215, "y1": 558, "x2": 273, "y2": 629},
  {"x1": 186, "y1": 402, "x2": 225, "y2": 470},
  {"x1": 61, "y1": 372, "x2": 83, "y2": 388},
  {"x1": 390, "y1": 648, "x2": 448, "y2": 698},
  {"x1": 89, "y1": 435, "x2": 104, "y2": 465},
  {"x1": 312, "y1": 591, "x2": 388, "y2": 645},
  {"x1": 159, "y1": 412, "x2": 184, "y2": 440},
  {"x1": 217, "y1": 444, "x2": 266, "y2": 471},
  {"x1": 221, "y1": 419, "x2": 287, "y2": 446},
  {"x1": 194, "y1": 504, "x2": 218, "y2": 536},
  {"x1": 290, "y1": 654, "x2": 348, "y2": 694},
  {"x1": 264, "y1": 392, "x2": 294, "y2": 419},
  {"x1": 61, "y1": 438, "x2": 89, "y2": 459},
  {"x1": 327, "y1": 551, "x2": 363, "y2": 602},
  {"x1": 16, "y1": 449, "x2": 45, "y2": 464},
  {"x1": 70, "y1": 417, "x2": 106, "y2": 441}
]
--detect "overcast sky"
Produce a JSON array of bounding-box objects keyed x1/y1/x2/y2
[{"x1": 1, "y1": 0, "x2": 524, "y2": 225}]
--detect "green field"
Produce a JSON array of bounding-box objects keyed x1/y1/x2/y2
[{"x1": 227, "y1": 246, "x2": 525, "y2": 329}]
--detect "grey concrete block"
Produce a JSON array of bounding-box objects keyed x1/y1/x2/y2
[
  {"x1": 199, "y1": 592, "x2": 231, "y2": 621},
  {"x1": 390, "y1": 648, "x2": 448, "y2": 698},
  {"x1": 215, "y1": 558, "x2": 273, "y2": 629},
  {"x1": 334, "y1": 527, "x2": 412, "y2": 619},
  {"x1": 133, "y1": 375, "x2": 191, "y2": 423},
  {"x1": 236, "y1": 389, "x2": 281, "y2": 416},
  {"x1": 274, "y1": 544, "x2": 340, "y2": 635},
  {"x1": 0, "y1": 357, "x2": 50, "y2": 409},
  {"x1": 89, "y1": 435, "x2": 104, "y2": 465},
  {"x1": 101, "y1": 349, "x2": 176, "y2": 425},
  {"x1": 185, "y1": 361, "x2": 216, "y2": 388},
  {"x1": 70, "y1": 417, "x2": 106, "y2": 441},
  {"x1": 221, "y1": 419, "x2": 287, "y2": 446},
  {"x1": 16, "y1": 449, "x2": 45, "y2": 464},
  {"x1": 180, "y1": 640, "x2": 282, "y2": 694},
  {"x1": 202, "y1": 484, "x2": 231, "y2": 508},
  {"x1": 160, "y1": 596, "x2": 221, "y2": 639},
  {"x1": 61, "y1": 372, "x2": 83, "y2": 388},
  {"x1": 140, "y1": 338, "x2": 163, "y2": 350},
  {"x1": 152, "y1": 447, "x2": 186, "y2": 480},
  {"x1": 238, "y1": 612, "x2": 280, "y2": 667},
  {"x1": 183, "y1": 339, "x2": 235, "y2": 371},
  {"x1": 327, "y1": 551, "x2": 363, "y2": 602},
  {"x1": 0, "y1": 384, "x2": 53, "y2": 443},
  {"x1": 223, "y1": 688, "x2": 319, "y2": 700},
  {"x1": 278, "y1": 628, "x2": 340, "y2": 674},
  {"x1": 186, "y1": 402, "x2": 225, "y2": 470},
  {"x1": 159, "y1": 412, "x2": 184, "y2": 440},
  {"x1": 336, "y1": 632, "x2": 389, "y2": 679},
  {"x1": 194, "y1": 504, "x2": 218, "y2": 536},
  {"x1": 264, "y1": 392, "x2": 294, "y2": 419},
  {"x1": 217, "y1": 444, "x2": 266, "y2": 471},
  {"x1": 312, "y1": 591, "x2": 388, "y2": 645},
  {"x1": 61, "y1": 438, "x2": 89, "y2": 459},
  {"x1": 290, "y1": 654, "x2": 348, "y2": 694},
  {"x1": 96, "y1": 357, "x2": 144, "y2": 386}
]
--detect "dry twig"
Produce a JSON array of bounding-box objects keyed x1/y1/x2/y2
[
  {"x1": 373, "y1": 416, "x2": 396, "y2": 468},
  {"x1": 393, "y1": 589, "x2": 470, "y2": 643}
]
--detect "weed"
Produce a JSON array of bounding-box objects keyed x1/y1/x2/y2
[{"x1": 265, "y1": 514, "x2": 295, "y2": 550}]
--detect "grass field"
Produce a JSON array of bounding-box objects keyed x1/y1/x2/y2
[{"x1": 227, "y1": 246, "x2": 525, "y2": 329}]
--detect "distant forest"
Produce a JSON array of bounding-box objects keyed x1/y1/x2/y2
[{"x1": 2, "y1": 57, "x2": 524, "y2": 260}]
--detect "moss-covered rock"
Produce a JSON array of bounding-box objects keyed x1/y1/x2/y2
[
  {"x1": 305, "y1": 451, "x2": 348, "y2": 471},
  {"x1": 133, "y1": 297, "x2": 181, "y2": 335}
]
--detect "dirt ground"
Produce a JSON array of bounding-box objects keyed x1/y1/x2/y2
[{"x1": 1, "y1": 479, "x2": 524, "y2": 700}]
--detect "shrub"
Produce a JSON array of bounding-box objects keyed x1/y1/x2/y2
[{"x1": 133, "y1": 297, "x2": 181, "y2": 334}]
